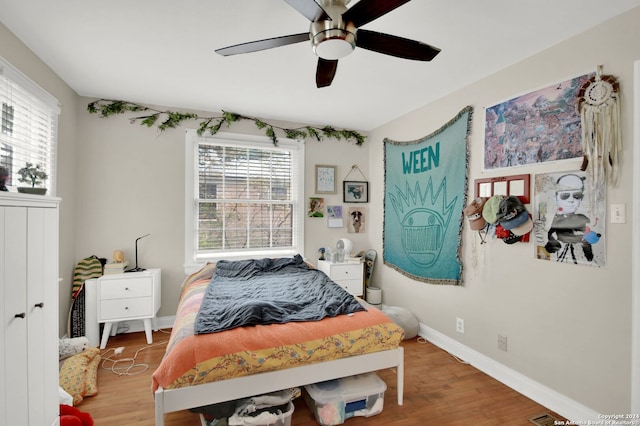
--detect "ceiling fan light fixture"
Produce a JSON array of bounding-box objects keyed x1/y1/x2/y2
[{"x1": 312, "y1": 29, "x2": 356, "y2": 60}]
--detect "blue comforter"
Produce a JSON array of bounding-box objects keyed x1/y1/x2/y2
[{"x1": 194, "y1": 255, "x2": 365, "y2": 334}]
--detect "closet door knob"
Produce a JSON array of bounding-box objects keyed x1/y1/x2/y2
[
  {"x1": 14, "y1": 312, "x2": 26, "y2": 319},
  {"x1": 35, "y1": 302, "x2": 44, "y2": 308}
]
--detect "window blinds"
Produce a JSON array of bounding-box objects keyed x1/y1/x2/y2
[
  {"x1": 0, "y1": 57, "x2": 60, "y2": 195},
  {"x1": 197, "y1": 141, "x2": 298, "y2": 252}
]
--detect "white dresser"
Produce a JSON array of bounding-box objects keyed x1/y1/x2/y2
[
  {"x1": 1, "y1": 192, "x2": 60, "y2": 426},
  {"x1": 95, "y1": 268, "x2": 161, "y2": 349},
  {"x1": 317, "y1": 260, "x2": 364, "y2": 297}
]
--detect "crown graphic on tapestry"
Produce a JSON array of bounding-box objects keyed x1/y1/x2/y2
[{"x1": 387, "y1": 177, "x2": 457, "y2": 268}]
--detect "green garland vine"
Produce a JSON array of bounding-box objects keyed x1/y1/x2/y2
[{"x1": 87, "y1": 99, "x2": 366, "y2": 146}]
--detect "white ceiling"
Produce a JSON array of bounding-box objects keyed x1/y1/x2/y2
[{"x1": 2, "y1": 0, "x2": 640, "y2": 131}]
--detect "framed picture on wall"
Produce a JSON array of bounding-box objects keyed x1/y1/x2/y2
[
  {"x1": 315, "y1": 165, "x2": 336, "y2": 194},
  {"x1": 343, "y1": 181, "x2": 368, "y2": 203}
]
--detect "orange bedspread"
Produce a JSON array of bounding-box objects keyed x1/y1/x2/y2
[{"x1": 152, "y1": 267, "x2": 404, "y2": 391}]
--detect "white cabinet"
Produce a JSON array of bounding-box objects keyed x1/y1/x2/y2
[
  {"x1": 1, "y1": 193, "x2": 60, "y2": 426},
  {"x1": 317, "y1": 260, "x2": 364, "y2": 297},
  {"x1": 96, "y1": 269, "x2": 161, "y2": 349}
]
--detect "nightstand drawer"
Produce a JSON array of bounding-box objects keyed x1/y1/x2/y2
[
  {"x1": 100, "y1": 297, "x2": 153, "y2": 320},
  {"x1": 328, "y1": 264, "x2": 362, "y2": 280},
  {"x1": 100, "y1": 277, "x2": 152, "y2": 300},
  {"x1": 337, "y1": 279, "x2": 363, "y2": 296}
]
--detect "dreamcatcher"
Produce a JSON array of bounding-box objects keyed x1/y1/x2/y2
[{"x1": 576, "y1": 65, "x2": 621, "y2": 215}]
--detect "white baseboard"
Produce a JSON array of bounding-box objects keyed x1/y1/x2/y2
[{"x1": 419, "y1": 323, "x2": 601, "y2": 423}]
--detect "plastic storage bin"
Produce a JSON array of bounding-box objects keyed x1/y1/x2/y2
[
  {"x1": 304, "y1": 373, "x2": 386, "y2": 425},
  {"x1": 199, "y1": 401, "x2": 293, "y2": 426}
]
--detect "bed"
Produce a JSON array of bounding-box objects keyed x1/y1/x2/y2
[{"x1": 152, "y1": 256, "x2": 405, "y2": 426}]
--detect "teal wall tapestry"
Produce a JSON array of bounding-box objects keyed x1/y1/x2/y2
[{"x1": 383, "y1": 106, "x2": 473, "y2": 285}]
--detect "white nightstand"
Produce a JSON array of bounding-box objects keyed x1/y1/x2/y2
[
  {"x1": 317, "y1": 260, "x2": 364, "y2": 297},
  {"x1": 96, "y1": 268, "x2": 161, "y2": 349}
]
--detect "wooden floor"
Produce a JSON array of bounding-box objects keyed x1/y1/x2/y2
[{"x1": 79, "y1": 330, "x2": 565, "y2": 425}]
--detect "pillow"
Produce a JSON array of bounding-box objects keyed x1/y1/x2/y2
[
  {"x1": 59, "y1": 347, "x2": 100, "y2": 405},
  {"x1": 382, "y1": 306, "x2": 420, "y2": 340},
  {"x1": 59, "y1": 336, "x2": 89, "y2": 361}
]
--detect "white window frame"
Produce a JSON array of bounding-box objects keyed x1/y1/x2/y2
[
  {"x1": 0, "y1": 57, "x2": 60, "y2": 195},
  {"x1": 184, "y1": 130, "x2": 305, "y2": 273}
]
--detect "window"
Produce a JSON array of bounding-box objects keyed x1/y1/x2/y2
[
  {"x1": 185, "y1": 130, "x2": 305, "y2": 271},
  {"x1": 0, "y1": 58, "x2": 59, "y2": 194}
]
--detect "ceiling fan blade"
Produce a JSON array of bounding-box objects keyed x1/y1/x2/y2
[
  {"x1": 216, "y1": 33, "x2": 310, "y2": 56},
  {"x1": 356, "y1": 29, "x2": 441, "y2": 61},
  {"x1": 284, "y1": 0, "x2": 330, "y2": 22},
  {"x1": 316, "y1": 58, "x2": 338, "y2": 88},
  {"x1": 343, "y1": 0, "x2": 411, "y2": 28}
]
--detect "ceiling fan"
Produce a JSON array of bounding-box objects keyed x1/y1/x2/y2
[{"x1": 215, "y1": 0, "x2": 441, "y2": 88}]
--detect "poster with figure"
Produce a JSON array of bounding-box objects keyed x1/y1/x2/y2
[
  {"x1": 533, "y1": 171, "x2": 605, "y2": 267},
  {"x1": 383, "y1": 106, "x2": 473, "y2": 285},
  {"x1": 484, "y1": 73, "x2": 594, "y2": 170}
]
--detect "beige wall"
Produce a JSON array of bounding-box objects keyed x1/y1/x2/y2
[
  {"x1": 367, "y1": 8, "x2": 639, "y2": 415},
  {"x1": 75, "y1": 107, "x2": 369, "y2": 319}
]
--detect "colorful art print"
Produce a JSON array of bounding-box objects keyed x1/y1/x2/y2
[
  {"x1": 484, "y1": 73, "x2": 594, "y2": 170},
  {"x1": 308, "y1": 197, "x2": 324, "y2": 217},
  {"x1": 383, "y1": 106, "x2": 472, "y2": 285},
  {"x1": 326, "y1": 205, "x2": 343, "y2": 218},
  {"x1": 532, "y1": 171, "x2": 605, "y2": 267}
]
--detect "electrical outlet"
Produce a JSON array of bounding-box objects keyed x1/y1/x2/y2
[
  {"x1": 498, "y1": 335, "x2": 508, "y2": 352},
  {"x1": 456, "y1": 317, "x2": 465, "y2": 334}
]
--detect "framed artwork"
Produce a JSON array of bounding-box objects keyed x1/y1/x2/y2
[
  {"x1": 483, "y1": 73, "x2": 594, "y2": 170},
  {"x1": 327, "y1": 205, "x2": 344, "y2": 228},
  {"x1": 347, "y1": 207, "x2": 366, "y2": 233},
  {"x1": 308, "y1": 197, "x2": 324, "y2": 217},
  {"x1": 343, "y1": 181, "x2": 368, "y2": 203},
  {"x1": 315, "y1": 165, "x2": 336, "y2": 194}
]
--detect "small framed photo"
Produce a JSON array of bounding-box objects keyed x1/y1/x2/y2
[
  {"x1": 343, "y1": 181, "x2": 368, "y2": 203},
  {"x1": 315, "y1": 165, "x2": 336, "y2": 194}
]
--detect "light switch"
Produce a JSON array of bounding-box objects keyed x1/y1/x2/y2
[{"x1": 610, "y1": 204, "x2": 626, "y2": 224}]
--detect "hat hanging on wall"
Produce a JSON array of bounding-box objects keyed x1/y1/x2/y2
[
  {"x1": 482, "y1": 194, "x2": 504, "y2": 225},
  {"x1": 464, "y1": 197, "x2": 488, "y2": 231},
  {"x1": 464, "y1": 197, "x2": 489, "y2": 244},
  {"x1": 495, "y1": 223, "x2": 522, "y2": 245},
  {"x1": 495, "y1": 196, "x2": 533, "y2": 243}
]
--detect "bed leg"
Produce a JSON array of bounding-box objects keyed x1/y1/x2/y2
[
  {"x1": 154, "y1": 389, "x2": 165, "y2": 426},
  {"x1": 397, "y1": 346, "x2": 404, "y2": 405}
]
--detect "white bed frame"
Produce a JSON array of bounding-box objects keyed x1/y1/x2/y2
[{"x1": 154, "y1": 346, "x2": 404, "y2": 426}]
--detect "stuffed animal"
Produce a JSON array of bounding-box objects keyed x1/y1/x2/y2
[
  {"x1": 59, "y1": 337, "x2": 89, "y2": 361},
  {"x1": 59, "y1": 404, "x2": 94, "y2": 426}
]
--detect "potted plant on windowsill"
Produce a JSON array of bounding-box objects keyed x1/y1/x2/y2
[{"x1": 17, "y1": 162, "x2": 48, "y2": 195}]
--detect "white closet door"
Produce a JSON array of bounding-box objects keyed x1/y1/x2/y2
[
  {"x1": 1, "y1": 206, "x2": 29, "y2": 425},
  {"x1": 27, "y1": 207, "x2": 46, "y2": 426},
  {"x1": 1, "y1": 203, "x2": 58, "y2": 426},
  {"x1": 40, "y1": 207, "x2": 59, "y2": 426}
]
